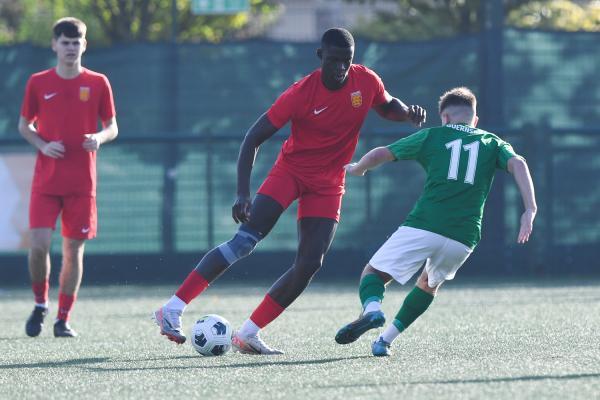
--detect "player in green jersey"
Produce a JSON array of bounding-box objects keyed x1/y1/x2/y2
[{"x1": 334, "y1": 87, "x2": 537, "y2": 356}]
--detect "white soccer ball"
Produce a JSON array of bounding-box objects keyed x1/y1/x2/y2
[{"x1": 191, "y1": 314, "x2": 232, "y2": 356}]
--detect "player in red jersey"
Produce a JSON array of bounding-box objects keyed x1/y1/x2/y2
[
  {"x1": 19, "y1": 17, "x2": 118, "y2": 338},
  {"x1": 153, "y1": 28, "x2": 425, "y2": 353}
]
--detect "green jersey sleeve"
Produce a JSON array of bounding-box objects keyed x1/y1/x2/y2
[
  {"x1": 387, "y1": 129, "x2": 430, "y2": 160},
  {"x1": 496, "y1": 140, "x2": 520, "y2": 171}
]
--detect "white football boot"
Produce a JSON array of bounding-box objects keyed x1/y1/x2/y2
[
  {"x1": 153, "y1": 306, "x2": 186, "y2": 344},
  {"x1": 232, "y1": 332, "x2": 283, "y2": 355}
]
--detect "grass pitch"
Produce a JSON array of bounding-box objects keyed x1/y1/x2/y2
[{"x1": 1, "y1": 280, "x2": 599, "y2": 400}]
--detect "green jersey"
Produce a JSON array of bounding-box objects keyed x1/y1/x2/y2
[{"x1": 387, "y1": 124, "x2": 519, "y2": 248}]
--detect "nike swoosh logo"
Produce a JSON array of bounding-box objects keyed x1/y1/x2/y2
[
  {"x1": 44, "y1": 93, "x2": 57, "y2": 100},
  {"x1": 81, "y1": 227, "x2": 90, "y2": 233},
  {"x1": 313, "y1": 106, "x2": 328, "y2": 115}
]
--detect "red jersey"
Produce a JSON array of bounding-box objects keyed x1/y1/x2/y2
[
  {"x1": 20, "y1": 67, "x2": 116, "y2": 196},
  {"x1": 267, "y1": 64, "x2": 387, "y2": 186}
]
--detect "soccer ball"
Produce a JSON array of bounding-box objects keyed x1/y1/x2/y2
[{"x1": 191, "y1": 314, "x2": 232, "y2": 356}]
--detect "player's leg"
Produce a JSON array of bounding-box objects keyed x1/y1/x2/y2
[
  {"x1": 359, "y1": 265, "x2": 394, "y2": 315},
  {"x1": 54, "y1": 237, "x2": 85, "y2": 337},
  {"x1": 373, "y1": 234, "x2": 472, "y2": 356},
  {"x1": 25, "y1": 228, "x2": 53, "y2": 337},
  {"x1": 372, "y1": 267, "x2": 436, "y2": 356},
  {"x1": 155, "y1": 166, "x2": 298, "y2": 344},
  {"x1": 155, "y1": 194, "x2": 287, "y2": 344},
  {"x1": 267, "y1": 217, "x2": 337, "y2": 306},
  {"x1": 196, "y1": 194, "x2": 285, "y2": 283},
  {"x1": 25, "y1": 192, "x2": 61, "y2": 337},
  {"x1": 28, "y1": 229, "x2": 53, "y2": 302},
  {"x1": 58, "y1": 238, "x2": 85, "y2": 296},
  {"x1": 233, "y1": 217, "x2": 337, "y2": 355},
  {"x1": 334, "y1": 265, "x2": 393, "y2": 344},
  {"x1": 336, "y1": 226, "x2": 430, "y2": 346},
  {"x1": 54, "y1": 195, "x2": 97, "y2": 337}
]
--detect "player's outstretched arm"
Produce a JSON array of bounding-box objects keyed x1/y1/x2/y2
[
  {"x1": 83, "y1": 117, "x2": 119, "y2": 152},
  {"x1": 232, "y1": 113, "x2": 279, "y2": 223},
  {"x1": 345, "y1": 146, "x2": 395, "y2": 176},
  {"x1": 18, "y1": 116, "x2": 65, "y2": 158},
  {"x1": 508, "y1": 157, "x2": 537, "y2": 244},
  {"x1": 373, "y1": 91, "x2": 426, "y2": 127}
]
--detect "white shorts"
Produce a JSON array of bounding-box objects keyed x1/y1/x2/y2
[{"x1": 369, "y1": 226, "x2": 473, "y2": 287}]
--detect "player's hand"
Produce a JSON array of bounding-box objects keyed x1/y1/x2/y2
[
  {"x1": 40, "y1": 141, "x2": 65, "y2": 158},
  {"x1": 344, "y1": 163, "x2": 366, "y2": 176},
  {"x1": 517, "y1": 209, "x2": 536, "y2": 244},
  {"x1": 82, "y1": 134, "x2": 101, "y2": 151},
  {"x1": 407, "y1": 105, "x2": 426, "y2": 127},
  {"x1": 232, "y1": 194, "x2": 252, "y2": 224}
]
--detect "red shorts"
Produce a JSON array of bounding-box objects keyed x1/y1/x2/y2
[
  {"x1": 257, "y1": 164, "x2": 344, "y2": 222},
  {"x1": 29, "y1": 192, "x2": 97, "y2": 240}
]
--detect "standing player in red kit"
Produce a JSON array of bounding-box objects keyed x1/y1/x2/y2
[
  {"x1": 19, "y1": 17, "x2": 118, "y2": 338},
  {"x1": 153, "y1": 28, "x2": 425, "y2": 354}
]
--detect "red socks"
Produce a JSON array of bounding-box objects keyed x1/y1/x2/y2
[
  {"x1": 175, "y1": 270, "x2": 209, "y2": 304},
  {"x1": 249, "y1": 294, "x2": 285, "y2": 328},
  {"x1": 174, "y1": 272, "x2": 285, "y2": 329},
  {"x1": 33, "y1": 281, "x2": 76, "y2": 321},
  {"x1": 57, "y1": 292, "x2": 76, "y2": 321},
  {"x1": 32, "y1": 280, "x2": 49, "y2": 305}
]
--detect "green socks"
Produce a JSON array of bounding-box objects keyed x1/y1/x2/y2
[
  {"x1": 359, "y1": 275, "x2": 434, "y2": 334},
  {"x1": 359, "y1": 274, "x2": 385, "y2": 308},
  {"x1": 393, "y1": 286, "x2": 434, "y2": 331}
]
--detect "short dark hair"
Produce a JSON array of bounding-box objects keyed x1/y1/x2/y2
[
  {"x1": 438, "y1": 87, "x2": 477, "y2": 114},
  {"x1": 53, "y1": 17, "x2": 87, "y2": 39},
  {"x1": 321, "y1": 28, "x2": 354, "y2": 48}
]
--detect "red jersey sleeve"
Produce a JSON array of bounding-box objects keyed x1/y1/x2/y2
[
  {"x1": 99, "y1": 74, "x2": 116, "y2": 122},
  {"x1": 367, "y1": 68, "x2": 387, "y2": 107},
  {"x1": 266, "y1": 82, "x2": 300, "y2": 129},
  {"x1": 20, "y1": 76, "x2": 38, "y2": 122}
]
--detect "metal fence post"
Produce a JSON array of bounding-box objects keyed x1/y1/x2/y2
[
  {"x1": 364, "y1": 132, "x2": 373, "y2": 229},
  {"x1": 521, "y1": 123, "x2": 539, "y2": 275},
  {"x1": 525, "y1": 122, "x2": 551, "y2": 275},
  {"x1": 206, "y1": 130, "x2": 215, "y2": 249},
  {"x1": 162, "y1": 13, "x2": 179, "y2": 253},
  {"x1": 479, "y1": 0, "x2": 506, "y2": 271},
  {"x1": 162, "y1": 142, "x2": 178, "y2": 253},
  {"x1": 542, "y1": 123, "x2": 554, "y2": 273}
]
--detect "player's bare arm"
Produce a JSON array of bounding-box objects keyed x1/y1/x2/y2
[
  {"x1": 345, "y1": 146, "x2": 395, "y2": 176},
  {"x1": 82, "y1": 117, "x2": 118, "y2": 152},
  {"x1": 232, "y1": 113, "x2": 279, "y2": 223},
  {"x1": 18, "y1": 116, "x2": 65, "y2": 158},
  {"x1": 373, "y1": 91, "x2": 426, "y2": 126},
  {"x1": 507, "y1": 156, "x2": 537, "y2": 244}
]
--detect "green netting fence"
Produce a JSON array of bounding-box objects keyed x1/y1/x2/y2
[{"x1": 0, "y1": 28, "x2": 598, "y2": 279}]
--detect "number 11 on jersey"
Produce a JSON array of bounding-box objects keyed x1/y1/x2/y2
[{"x1": 445, "y1": 139, "x2": 480, "y2": 184}]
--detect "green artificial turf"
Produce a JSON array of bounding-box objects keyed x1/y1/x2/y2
[{"x1": 1, "y1": 281, "x2": 599, "y2": 399}]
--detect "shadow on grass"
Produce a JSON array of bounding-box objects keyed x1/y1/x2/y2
[
  {"x1": 423, "y1": 372, "x2": 600, "y2": 385},
  {"x1": 1, "y1": 355, "x2": 202, "y2": 370},
  {"x1": 119, "y1": 355, "x2": 199, "y2": 363},
  {"x1": 316, "y1": 372, "x2": 600, "y2": 388},
  {"x1": 85, "y1": 355, "x2": 371, "y2": 372},
  {"x1": 0, "y1": 357, "x2": 110, "y2": 369}
]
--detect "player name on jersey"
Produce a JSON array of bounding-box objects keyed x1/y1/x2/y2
[{"x1": 447, "y1": 124, "x2": 476, "y2": 133}]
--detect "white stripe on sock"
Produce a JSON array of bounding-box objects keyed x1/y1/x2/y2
[
  {"x1": 380, "y1": 324, "x2": 401, "y2": 344},
  {"x1": 165, "y1": 295, "x2": 187, "y2": 312},
  {"x1": 363, "y1": 300, "x2": 382, "y2": 315},
  {"x1": 238, "y1": 319, "x2": 260, "y2": 338}
]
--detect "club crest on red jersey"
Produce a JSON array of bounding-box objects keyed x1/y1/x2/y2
[
  {"x1": 350, "y1": 91, "x2": 362, "y2": 108},
  {"x1": 79, "y1": 86, "x2": 90, "y2": 102}
]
